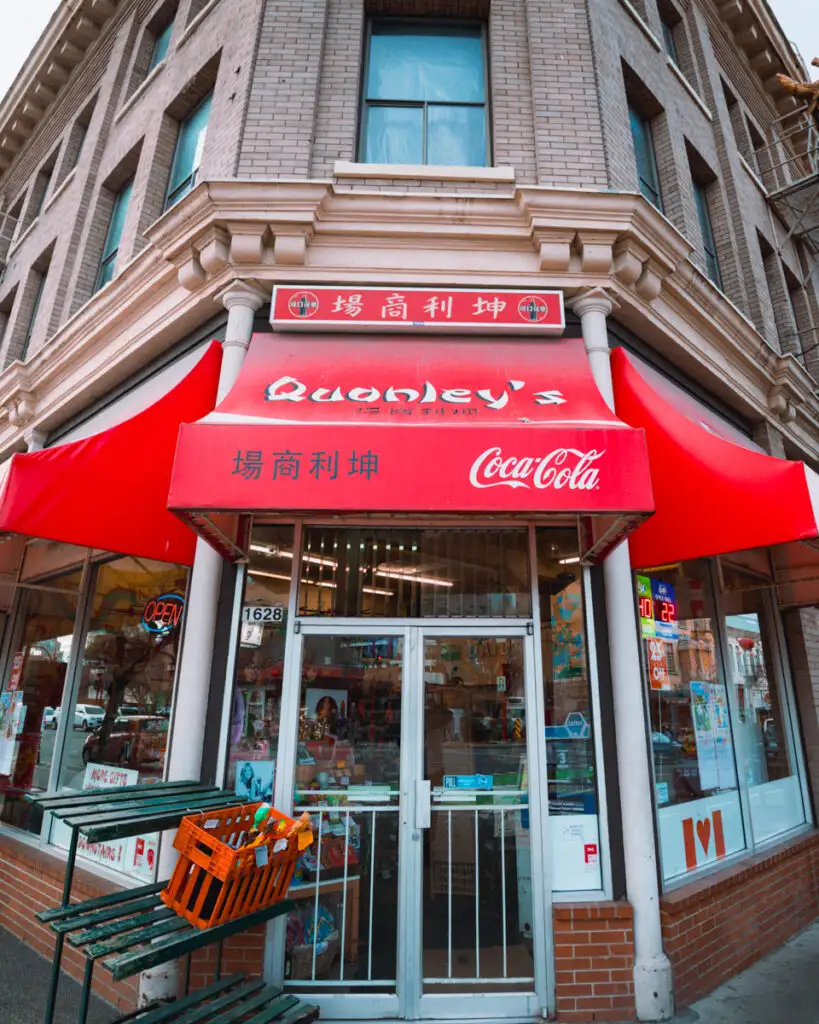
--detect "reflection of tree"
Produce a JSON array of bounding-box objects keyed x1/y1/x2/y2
[{"x1": 82, "y1": 631, "x2": 171, "y2": 748}]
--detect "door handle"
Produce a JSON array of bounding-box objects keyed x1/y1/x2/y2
[{"x1": 415, "y1": 779, "x2": 431, "y2": 830}]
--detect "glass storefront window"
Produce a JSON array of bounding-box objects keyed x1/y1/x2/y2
[
  {"x1": 637, "y1": 561, "x2": 747, "y2": 883},
  {"x1": 227, "y1": 525, "x2": 294, "y2": 799},
  {"x1": 0, "y1": 570, "x2": 82, "y2": 833},
  {"x1": 536, "y1": 527, "x2": 601, "y2": 890},
  {"x1": 721, "y1": 568, "x2": 806, "y2": 845},
  {"x1": 298, "y1": 526, "x2": 531, "y2": 618},
  {"x1": 288, "y1": 633, "x2": 402, "y2": 991},
  {"x1": 50, "y1": 557, "x2": 187, "y2": 879}
]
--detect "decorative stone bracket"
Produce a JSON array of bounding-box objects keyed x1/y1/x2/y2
[{"x1": 168, "y1": 221, "x2": 315, "y2": 292}]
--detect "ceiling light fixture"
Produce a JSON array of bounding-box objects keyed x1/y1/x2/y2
[{"x1": 375, "y1": 568, "x2": 454, "y2": 587}]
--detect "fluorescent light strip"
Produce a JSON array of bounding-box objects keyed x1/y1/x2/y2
[
  {"x1": 558, "y1": 556, "x2": 581, "y2": 565},
  {"x1": 374, "y1": 568, "x2": 454, "y2": 587},
  {"x1": 249, "y1": 544, "x2": 338, "y2": 568}
]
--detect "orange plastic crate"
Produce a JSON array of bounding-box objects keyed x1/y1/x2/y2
[{"x1": 161, "y1": 802, "x2": 312, "y2": 929}]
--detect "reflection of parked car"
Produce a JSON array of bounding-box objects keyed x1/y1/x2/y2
[
  {"x1": 42, "y1": 707, "x2": 59, "y2": 730},
  {"x1": 74, "y1": 704, "x2": 105, "y2": 731},
  {"x1": 652, "y1": 731, "x2": 685, "y2": 762},
  {"x1": 82, "y1": 714, "x2": 168, "y2": 775}
]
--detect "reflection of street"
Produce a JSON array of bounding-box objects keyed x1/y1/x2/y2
[{"x1": 35, "y1": 727, "x2": 89, "y2": 791}]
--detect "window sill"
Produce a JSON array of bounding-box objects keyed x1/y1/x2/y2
[
  {"x1": 115, "y1": 59, "x2": 167, "y2": 125},
  {"x1": 739, "y1": 153, "x2": 768, "y2": 196},
  {"x1": 617, "y1": 0, "x2": 662, "y2": 50},
  {"x1": 43, "y1": 167, "x2": 76, "y2": 213},
  {"x1": 7, "y1": 216, "x2": 40, "y2": 260},
  {"x1": 666, "y1": 57, "x2": 712, "y2": 121},
  {"x1": 178, "y1": 0, "x2": 221, "y2": 49},
  {"x1": 333, "y1": 160, "x2": 515, "y2": 183}
]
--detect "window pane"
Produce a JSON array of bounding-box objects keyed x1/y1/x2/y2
[
  {"x1": 537, "y1": 528, "x2": 601, "y2": 891},
  {"x1": 636, "y1": 562, "x2": 747, "y2": 883},
  {"x1": 50, "y1": 558, "x2": 188, "y2": 880},
  {"x1": 227, "y1": 524, "x2": 294, "y2": 800},
  {"x1": 692, "y1": 179, "x2": 722, "y2": 289},
  {"x1": 364, "y1": 106, "x2": 423, "y2": 164},
  {"x1": 298, "y1": 527, "x2": 531, "y2": 618},
  {"x1": 629, "y1": 105, "x2": 662, "y2": 210},
  {"x1": 367, "y1": 23, "x2": 485, "y2": 103},
  {"x1": 428, "y1": 105, "x2": 486, "y2": 167},
  {"x1": 288, "y1": 634, "x2": 402, "y2": 991},
  {"x1": 149, "y1": 20, "x2": 173, "y2": 72},
  {"x1": 96, "y1": 179, "x2": 134, "y2": 292},
  {"x1": 0, "y1": 571, "x2": 82, "y2": 834},
  {"x1": 722, "y1": 573, "x2": 806, "y2": 844},
  {"x1": 166, "y1": 93, "x2": 212, "y2": 207},
  {"x1": 661, "y1": 20, "x2": 678, "y2": 64}
]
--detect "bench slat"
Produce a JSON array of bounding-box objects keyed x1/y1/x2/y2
[
  {"x1": 206, "y1": 986, "x2": 292, "y2": 1024},
  {"x1": 25, "y1": 781, "x2": 203, "y2": 807},
  {"x1": 67, "y1": 906, "x2": 176, "y2": 946},
  {"x1": 37, "y1": 881, "x2": 166, "y2": 923},
  {"x1": 110, "y1": 974, "x2": 246, "y2": 1024},
  {"x1": 50, "y1": 894, "x2": 165, "y2": 934},
  {"x1": 86, "y1": 915, "x2": 190, "y2": 958}
]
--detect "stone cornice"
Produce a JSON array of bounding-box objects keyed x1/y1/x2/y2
[
  {"x1": 0, "y1": 0, "x2": 121, "y2": 175},
  {"x1": 1, "y1": 178, "x2": 818, "y2": 462}
]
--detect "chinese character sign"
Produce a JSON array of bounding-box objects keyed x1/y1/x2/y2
[{"x1": 271, "y1": 286, "x2": 564, "y2": 334}]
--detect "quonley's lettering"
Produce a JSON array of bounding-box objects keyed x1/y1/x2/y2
[
  {"x1": 265, "y1": 376, "x2": 566, "y2": 409},
  {"x1": 469, "y1": 447, "x2": 604, "y2": 490}
]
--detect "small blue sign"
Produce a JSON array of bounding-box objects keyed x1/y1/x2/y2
[
  {"x1": 443, "y1": 774, "x2": 493, "y2": 791},
  {"x1": 651, "y1": 580, "x2": 678, "y2": 641},
  {"x1": 545, "y1": 712, "x2": 591, "y2": 740}
]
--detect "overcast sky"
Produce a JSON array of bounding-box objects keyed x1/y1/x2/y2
[{"x1": 0, "y1": 0, "x2": 815, "y2": 109}]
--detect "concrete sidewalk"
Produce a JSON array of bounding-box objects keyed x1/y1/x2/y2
[
  {"x1": 2, "y1": 919, "x2": 819, "y2": 1023},
  {"x1": 668, "y1": 918, "x2": 819, "y2": 1024}
]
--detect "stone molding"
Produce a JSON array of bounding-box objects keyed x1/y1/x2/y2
[{"x1": 1, "y1": 179, "x2": 818, "y2": 462}]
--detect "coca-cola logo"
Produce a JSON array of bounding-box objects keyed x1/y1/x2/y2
[{"x1": 469, "y1": 447, "x2": 604, "y2": 490}]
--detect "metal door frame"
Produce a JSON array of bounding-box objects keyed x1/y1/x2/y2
[{"x1": 271, "y1": 619, "x2": 551, "y2": 1022}]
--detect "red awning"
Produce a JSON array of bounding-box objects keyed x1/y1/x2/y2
[
  {"x1": 168, "y1": 333, "x2": 655, "y2": 561},
  {"x1": 611, "y1": 347, "x2": 819, "y2": 570},
  {"x1": 0, "y1": 341, "x2": 222, "y2": 565}
]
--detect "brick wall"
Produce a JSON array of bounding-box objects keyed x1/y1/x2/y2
[
  {"x1": 553, "y1": 902, "x2": 636, "y2": 1023},
  {"x1": 660, "y1": 830, "x2": 819, "y2": 1010},
  {"x1": 0, "y1": 833, "x2": 138, "y2": 1011}
]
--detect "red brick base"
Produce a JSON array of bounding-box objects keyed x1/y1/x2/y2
[
  {"x1": 553, "y1": 902, "x2": 636, "y2": 1022},
  {"x1": 0, "y1": 833, "x2": 138, "y2": 1010},
  {"x1": 661, "y1": 829, "x2": 819, "y2": 1009}
]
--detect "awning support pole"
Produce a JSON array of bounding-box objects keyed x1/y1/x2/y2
[
  {"x1": 142, "y1": 279, "x2": 266, "y2": 1008},
  {"x1": 572, "y1": 288, "x2": 673, "y2": 1022}
]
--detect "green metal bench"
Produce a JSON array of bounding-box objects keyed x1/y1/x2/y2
[
  {"x1": 25, "y1": 781, "x2": 306, "y2": 1024},
  {"x1": 36, "y1": 883, "x2": 314, "y2": 1024}
]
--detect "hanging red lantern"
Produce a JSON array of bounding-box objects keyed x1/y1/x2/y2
[{"x1": 738, "y1": 637, "x2": 755, "y2": 651}]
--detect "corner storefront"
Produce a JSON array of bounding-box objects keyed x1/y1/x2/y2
[{"x1": 0, "y1": 283, "x2": 817, "y2": 1022}]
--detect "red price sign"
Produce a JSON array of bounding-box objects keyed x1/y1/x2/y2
[{"x1": 648, "y1": 637, "x2": 668, "y2": 690}]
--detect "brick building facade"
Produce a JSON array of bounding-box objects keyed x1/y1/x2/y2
[{"x1": 0, "y1": 1, "x2": 817, "y2": 1022}]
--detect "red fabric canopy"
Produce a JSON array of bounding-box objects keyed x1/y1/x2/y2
[
  {"x1": 0, "y1": 341, "x2": 222, "y2": 565},
  {"x1": 611, "y1": 347, "x2": 819, "y2": 569},
  {"x1": 168, "y1": 333, "x2": 654, "y2": 560}
]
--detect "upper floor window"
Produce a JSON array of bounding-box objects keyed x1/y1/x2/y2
[
  {"x1": 148, "y1": 19, "x2": 174, "y2": 73},
  {"x1": 628, "y1": 103, "x2": 663, "y2": 211},
  {"x1": 692, "y1": 178, "x2": 722, "y2": 289},
  {"x1": 21, "y1": 263, "x2": 49, "y2": 361},
  {"x1": 659, "y1": 12, "x2": 679, "y2": 65},
  {"x1": 360, "y1": 20, "x2": 488, "y2": 167},
  {"x1": 164, "y1": 92, "x2": 211, "y2": 210},
  {"x1": 95, "y1": 179, "x2": 134, "y2": 292}
]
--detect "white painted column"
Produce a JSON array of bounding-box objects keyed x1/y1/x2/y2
[
  {"x1": 165, "y1": 280, "x2": 267, "y2": 784},
  {"x1": 571, "y1": 287, "x2": 673, "y2": 1022},
  {"x1": 142, "y1": 281, "x2": 266, "y2": 1007}
]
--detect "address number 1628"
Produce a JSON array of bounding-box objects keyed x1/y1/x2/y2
[{"x1": 241, "y1": 605, "x2": 285, "y2": 623}]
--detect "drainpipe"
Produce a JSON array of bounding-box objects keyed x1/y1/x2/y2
[{"x1": 571, "y1": 287, "x2": 673, "y2": 1021}]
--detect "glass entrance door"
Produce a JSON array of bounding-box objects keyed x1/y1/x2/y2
[
  {"x1": 278, "y1": 625, "x2": 549, "y2": 1021},
  {"x1": 409, "y1": 630, "x2": 546, "y2": 1020}
]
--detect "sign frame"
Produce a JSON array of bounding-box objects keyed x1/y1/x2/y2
[{"x1": 271, "y1": 285, "x2": 566, "y2": 335}]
